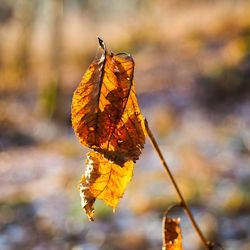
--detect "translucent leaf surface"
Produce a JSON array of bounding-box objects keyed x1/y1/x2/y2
[
  {"x1": 72, "y1": 38, "x2": 145, "y2": 165},
  {"x1": 72, "y1": 38, "x2": 146, "y2": 220},
  {"x1": 79, "y1": 151, "x2": 134, "y2": 221}
]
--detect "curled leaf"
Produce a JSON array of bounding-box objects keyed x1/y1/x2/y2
[
  {"x1": 163, "y1": 216, "x2": 183, "y2": 250},
  {"x1": 79, "y1": 151, "x2": 134, "y2": 221}
]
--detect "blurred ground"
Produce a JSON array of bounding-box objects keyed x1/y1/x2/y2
[{"x1": 0, "y1": 0, "x2": 250, "y2": 249}]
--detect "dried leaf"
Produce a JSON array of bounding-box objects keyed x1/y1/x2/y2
[
  {"x1": 163, "y1": 217, "x2": 183, "y2": 250},
  {"x1": 79, "y1": 151, "x2": 134, "y2": 221},
  {"x1": 72, "y1": 38, "x2": 146, "y2": 166},
  {"x1": 72, "y1": 38, "x2": 146, "y2": 220}
]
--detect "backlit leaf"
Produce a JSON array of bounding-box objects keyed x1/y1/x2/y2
[
  {"x1": 72, "y1": 38, "x2": 146, "y2": 220},
  {"x1": 79, "y1": 151, "x2": 134, "y2": 221},
  {"x1": 163, "y1": 217, "x2": 183, "y2": 250},
  {"x1": 72, "y1": 38, "x2": 145, "y2": 166}
]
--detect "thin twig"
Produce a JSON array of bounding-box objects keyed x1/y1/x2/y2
[{"x1": 144, "y1": 118, "x2": 212, "y2": 250}]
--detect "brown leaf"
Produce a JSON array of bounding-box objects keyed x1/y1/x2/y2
[
  {"x1": 72, "y1": 38, "x2": 146, "y2": 219},
  {"x1": 163, "y1": 217, "x2": 183, "y2": 250},
  {"x1": 79, "y1": 151, "x2": 134, "y2": 221},
  {"x1": 72, "y1": 38, "x2": 146, "y2": 166}
]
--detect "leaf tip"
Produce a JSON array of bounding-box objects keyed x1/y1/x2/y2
[
  {"x1": 97, "y1": 36, "x2": 106, "y2": 51},
  {"x1": 87, "y1": 212, "x2": 95, "y2": 221}
]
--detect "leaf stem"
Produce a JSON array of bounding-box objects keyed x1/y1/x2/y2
[{"x1": 144, "y1": 119, "x2": 212, "y2": 250}]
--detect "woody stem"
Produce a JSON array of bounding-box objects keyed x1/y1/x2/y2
[{"x1": 144, "y1": 119, "x2": 211, "y2": 250}]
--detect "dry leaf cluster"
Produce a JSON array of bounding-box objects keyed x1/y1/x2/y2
[{"x1": 72, "y1": 38, "x2": 146, "y2": 220}]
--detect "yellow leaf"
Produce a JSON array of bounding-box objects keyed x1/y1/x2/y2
[{"x1": 79, "y1": 151, "x2": 134, "y2": 221}]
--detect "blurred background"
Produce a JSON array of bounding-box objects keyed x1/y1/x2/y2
[{"x1": 0, "y1": 0, "x2": 250, "y2": 249}]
